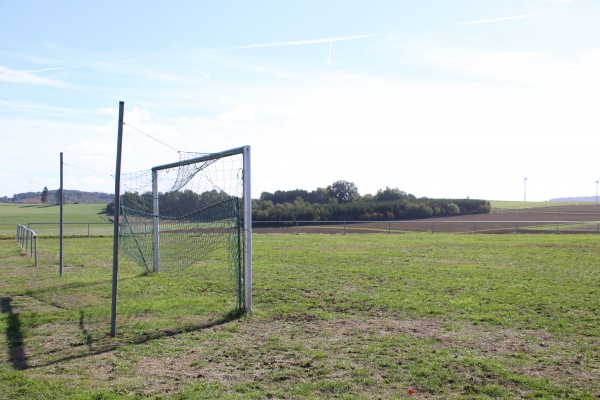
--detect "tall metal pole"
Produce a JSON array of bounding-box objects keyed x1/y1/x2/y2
[
  {"x1": 152, "y1": 169, "x2": 160, "y2": 273},
  {"x1": 524, "y1": 177, "x2": 527, "y2": 202},
  {"x1": 243, "y1": 145, "x2": 252, "y2": 313},
  {"x1": 111, "y1": 101, "x2": 124, "y2": 337},
  {"x1": 59, "y1": 152, "x2": 64, "y2": 277}
]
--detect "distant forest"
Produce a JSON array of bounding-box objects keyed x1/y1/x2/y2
[
  {"x1": 4, "y1": 180, "x2": 492, "y2": 222},
  {"x1": 0, "y1": 189, "x2": 113, "y2": 204},
  {"x1": 254, "y1": 180, "x2": 491, "y2": 222}
]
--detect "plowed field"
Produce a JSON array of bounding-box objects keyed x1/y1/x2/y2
[{"x1": 253, "y1": 204, "x2": 600, "y2": 234}]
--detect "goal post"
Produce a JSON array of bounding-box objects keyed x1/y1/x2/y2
[
  {"x1": 119, "y1": 145, "x2": 252, "y2": 313},
  {"x1": 151, "y1": 168, "x2": 159, "y2": 273},
  {"x1": 242, "y1": 146, "x2": 252, "y2": 312}
]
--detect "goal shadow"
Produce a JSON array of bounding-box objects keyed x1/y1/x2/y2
[
  {"x1": 1, "y1": 297, "x2": 28, "y2": 370},
  {"x1": 22, "y1": 308, "x2": 243, "y2": 371}
]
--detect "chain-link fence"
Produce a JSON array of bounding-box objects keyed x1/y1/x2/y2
[{"x1": 252, "y1": 220, "x2": 600, "y2": 234}]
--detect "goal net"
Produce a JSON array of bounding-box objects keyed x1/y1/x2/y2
[{"x1": 118, "y1": 146, "x2": 252, "y2": 312}]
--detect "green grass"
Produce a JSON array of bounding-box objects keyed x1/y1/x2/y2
[
  {"x1": 0, "y1": 203, "x2": 111, "y2": 236},
  {"x1": 1, "y1": 234, "x2": 599, "y2": 399},
  {"x1": 489, "y1": 200, "x2": 593, "y2": 209}
]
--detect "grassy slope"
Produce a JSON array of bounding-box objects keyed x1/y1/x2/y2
[
  {"x1": 0, "y1": 203, "x2": 107, "y2": 223},
  {"x1": 489, "y1": 200, "x2": 593, "y2": 209},
  {"x1": 0, "y1": 203, "x2": 110, "y2": 236},
  {"x1": 0, "y1": 234, "x2": 598, "y2": 399}
]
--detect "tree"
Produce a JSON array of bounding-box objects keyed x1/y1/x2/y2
[
  {"x1": 40, "y1": 186, "x2": 49, "y2": 204},
  {"x1": 105, "y1": 201, "x2": 115, "y2": 215},
  {"x1": 375, "y1": 187, "x2": 407, "y2": 202},
  {"x1": 55, "y1": 189, "x2": 63, "y2": 205},
  {"x1": 447, "y1": 202, "x2": 460, "y2": 216},
  {"x1": 327, "y1": 180, "x2": 360, "y2": 204}
]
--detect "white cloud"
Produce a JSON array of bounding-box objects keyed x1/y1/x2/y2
[
  {"x1": 0, "y1": 99, "x2": 78, "y2": 117},
  {"x1": 423, "y1": 48, "x2": 600, "y2": 93},
  {"x1": 217, "y1": 104, "x2": 256, "y2": 124},
  {"x1": 0, "y1": 65, "x2": 68, "y2": 86},
  {"x1": 580, "y1": 49, "x2": 600, "y2": 64}
]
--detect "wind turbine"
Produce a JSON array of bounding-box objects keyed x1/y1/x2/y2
[
  {"x1": 595, "y1": 179, "x2": 599, "y2": 202},
  {"x1": 524, "y1": 176, "x2": 528, "y2": 202}
]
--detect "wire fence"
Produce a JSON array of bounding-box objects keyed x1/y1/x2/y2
[
  {"x1": 252, "y1": 220, "x2": 600, "y2": 235},
  {"x1": 6, "y1": 219, "x2": 600, "y2": 241},
  {"x1": 24, "y1": 222, "x2": 114, "y2": 237}
]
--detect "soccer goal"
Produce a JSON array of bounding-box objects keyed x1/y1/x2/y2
[{"x1": 118, "y1": 146, "x2": 252, "y2": 313}]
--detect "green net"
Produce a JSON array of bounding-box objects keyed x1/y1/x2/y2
[{"x1": 119, "y1": 150, "x2": 245, "y2": 310}]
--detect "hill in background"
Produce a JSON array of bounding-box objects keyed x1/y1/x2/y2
[
  {"x1": 0, "y1": 189, "x2": 113, "y2": 204},
  {"x1": 550, "y1": 196, "x2": 599, "y2": 202}
]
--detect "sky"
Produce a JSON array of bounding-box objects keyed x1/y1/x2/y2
[{"x1": 1, "y1": 0, "x2": 599, "y2": 202}]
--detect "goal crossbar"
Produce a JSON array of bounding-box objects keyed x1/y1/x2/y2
[{"x1": 152, "y1": 146, "x2": 248, "y2": 172}]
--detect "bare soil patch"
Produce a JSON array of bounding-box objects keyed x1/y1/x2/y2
[
  {"x1": 253, "y1": 204, "x2": 600, "y2": 234},
  {"x1": 22, "y1": 314, "x2": 594, "y2": 398}
]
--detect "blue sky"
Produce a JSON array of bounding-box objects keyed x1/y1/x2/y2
[{"x1": 1, "y1": 0, "x2": 599, "y2": 201}]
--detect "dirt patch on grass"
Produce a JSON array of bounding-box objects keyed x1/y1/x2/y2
[
  {"x1": 74, "y1": 315, "x2": 594, "y2": 397},
  {"x1": 9, "y1": 311, "x2": 598, "y2": 398}
]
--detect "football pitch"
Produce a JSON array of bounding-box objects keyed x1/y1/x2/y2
[{"x1": 1, "y1": 233, "x2": 598, "y2": 399}]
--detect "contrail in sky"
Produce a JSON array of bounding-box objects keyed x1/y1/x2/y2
[
  {"x1": 455, "y1": 14, "x2": 531, "y2": 25},
  {"x1": 221, "y1": 33, "x2": 385, "y2": 51}
]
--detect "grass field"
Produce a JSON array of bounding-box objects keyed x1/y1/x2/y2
[
  {"x1": 0, "y1": 203, "x2": 111, "y2": 236},
  {"x1": 1, "y1": 232, "x2": 598, "y2": 399},
  {"x1": 3, "y1": 200, "x2": 595, "y2": 238},
  {"x1": 489, "y1": 201, "x2": 588, "y2": 209}
]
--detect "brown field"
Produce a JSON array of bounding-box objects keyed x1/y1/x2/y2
[{"x1": 253, "y1": 204, "x2": 600, "y2": 234}]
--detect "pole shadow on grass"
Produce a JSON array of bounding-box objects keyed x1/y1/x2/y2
[
  {"x1": 27, "y1": 308, "x2": 243, "y2": 370},
  {"x1": 1, "y1": 297, "x2": 28, "y2": 370}
]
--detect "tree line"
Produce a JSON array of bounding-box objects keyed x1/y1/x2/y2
[
  {"x1": 102, "y1": 180, "x2": 491, "y2": 222},
  {"x1": 0, "y1": 188, "x2": 113, "y2": 204},
  {"x1": 107, "y1": 189, "x2": 234, "y2": 218},
  {"x1": 253, "y1": 180, "x2": 491, "y2": 222}
]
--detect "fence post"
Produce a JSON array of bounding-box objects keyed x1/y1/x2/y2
[
  {"x1": 432, "y1": 221, "x2": 435, "y2": 234},
  {"x1": 15, "y1": 224, "x2": 37, "y2": 265},
  {"x1": 296, "y1": 221, "x2": 299, "y2": 235},
  {"x1": 33, "y1": 234, "x2": 38, "y2": 266}
]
